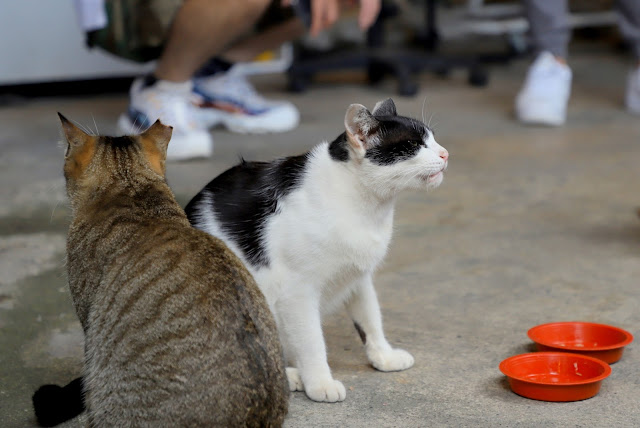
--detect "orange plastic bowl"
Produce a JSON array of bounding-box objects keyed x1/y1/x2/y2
[
  {"x1": 528, "y1": 322, "x2": 633, "y2": 364},
  {"x1": 499, "y1": 352, "x2": 612, "y2": 402}
]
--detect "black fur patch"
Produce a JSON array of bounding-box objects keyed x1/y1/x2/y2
[
  {"x1": 354, "y1": 322, "x2": 367, "y2": 344},
  {"x1": 100, "y1": 136, "x2": 136, "y2": 148},
  {"x1": 329, "y1": 115, "x2": 430, "y2": 165},
  {"x1": 365, "y1": 116, "x2": 430, "y2": 166},
  {"x1": 185, "y1": 153, "x2": 310, "y2": 268},
  {"x1": 328, "y1": 132, "x2": 349, "y2": 162},
  {"x1": 33, "y1": 377, "x2": 85, "y2": 427}
]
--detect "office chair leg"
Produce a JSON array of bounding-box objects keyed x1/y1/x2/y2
[
  {"x1": 287, "y1": 71, "x2": 311, "y2": 93},
  {"x1": 468, "y1": 66, "x2": 489, "y2": 87}
]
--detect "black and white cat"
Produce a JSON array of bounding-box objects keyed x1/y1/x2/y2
[{"x1": 185, "y1": 99, "x2": 449, "y2": 403}]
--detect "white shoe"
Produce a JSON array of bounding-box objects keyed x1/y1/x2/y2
[
  {"x1": 625, "y1": 66, "x2": 640, "y2": 115},
  {"x1": 515, "y1": 51, "x2": 572, "y2": 126},
  {"x1": 118, "y1": 78, "x2": 214, "y2": 161},
  {"x1": 192, "y1": 69, "x2": 300, "y2": 134}
]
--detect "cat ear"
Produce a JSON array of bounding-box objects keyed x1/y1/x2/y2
[
  {"x1": 139, "y1": 120, "x2": 173, "y2": 175},
  {"x1": 372, "y1": 98, "x2": 397, "y2": 117},
  {"x1": 344, "y1": 104, "x2": 379, "y2": 156},
  {"x1": 58, "y1": 113, "x2": 92, "y2": 153},
  {"x1": 59, "y1": 113, "x2": 97, "y2": 179},
  {"x1": 141, "y1": 120, "x2": 173, "y2": 153}
]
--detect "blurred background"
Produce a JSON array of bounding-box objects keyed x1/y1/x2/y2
[{"x1": 2, "y1": 1, "x2": 639, "y2": 427}]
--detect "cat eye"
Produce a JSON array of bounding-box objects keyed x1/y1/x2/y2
[{"x1": 408, "y1": 140, "x2": 422, "y2": 147}]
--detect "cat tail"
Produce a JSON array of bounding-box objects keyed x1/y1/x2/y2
[{"x1": 32, "y1": 377, "x2": 85, "y2": 427}]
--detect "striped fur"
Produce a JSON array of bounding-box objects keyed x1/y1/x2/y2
[{"x1": 60, "y1": 116, "x2": 288, "y2": 427}]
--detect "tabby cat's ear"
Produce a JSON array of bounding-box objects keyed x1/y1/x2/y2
[
  {"x1": 139, "y1": 120, "x2": 173, "y2": 175},
  {"x1": 58, "y1": 113, "x2": 92, "y2": 155},
  {"x1": 372, "y1": 98, "x2": 397, "y2": 117},
  {"x1": 344, "y1": 104, "x2": 379, "y2": 157}
]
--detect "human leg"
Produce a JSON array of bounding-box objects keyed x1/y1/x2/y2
[
  {"x1": 192, "y1": 18, "x2": 303, "y2": 133},
  {"x1": 155, "y1": 0, "x2": 273, "y2": 82},
  {"x1": 515, "y1": 0, "x2": 572, "y2": 125},
  {"x1": 222, "y1": 16, "x2": 305, "y2": 63},
  {"x1": 617, "y1": 0, "x2": 640, "y2": 60},
  {"x1": 524, "y1": 0, "x2": 571, "y2": 59},
  {"x1": 119, "y1": 0, "x2": 272, "y2": 159}
]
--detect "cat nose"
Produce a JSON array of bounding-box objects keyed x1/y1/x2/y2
[{"x1": 439, "y1": 149, "x2": 449, "y2": 162}]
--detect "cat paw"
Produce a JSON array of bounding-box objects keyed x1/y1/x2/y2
[
  {"x1": 286, "y1": 367, "x2": 304, "y2": 391},
  {"x1": 368, "y1": 348, "x2": 414, "y2": 372},
  {"x1": 304, "y1": 378, "x2": 346, "y2": 402}
]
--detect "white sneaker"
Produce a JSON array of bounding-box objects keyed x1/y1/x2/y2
[
  {"x1": 625, "y1": 66, "x2": 640, "y2": 115},
  {"x1": 515, "y1": 51, "x2": 572, "y2": 126},
  {"x1": 118, "y1": 78, "x2": 214, "y2": 161},
  {"x1": 192, "y1": 69, "x2": 300, "y2": 134}
]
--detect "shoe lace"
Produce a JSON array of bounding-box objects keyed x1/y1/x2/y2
[{"x1": 221, "y1": 73, "x2": 270, "y2": 107}]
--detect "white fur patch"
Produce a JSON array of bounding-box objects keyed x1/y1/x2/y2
[{"x1": 193, "y1": 126, "x2": 447, "y2": 402}]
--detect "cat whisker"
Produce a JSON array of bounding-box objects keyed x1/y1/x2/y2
[
  {"x1": 92, "y1": 114, "x2": 100, "y2": 135},
  {"x1": 131, "y1": 115, "x2": 140, "y2": 135},
  {"x1": 76, "y1": 121, "x2": 94, "y2": 136},
  {"x1": 48, "y1": 180, "x2": 67, "y2": 224},
  {"x1": 395, "y1": 166, "x2": 423, "y2": 189},
  {"x1": 136, "y1": 117, "x2": 146, "y2": 134},
  {"x1": 421, "y1": 95, "x2": 428, "y2": 124},
  {"x1": 50, "y1": 199, "x2": 61, "y2": 223}
]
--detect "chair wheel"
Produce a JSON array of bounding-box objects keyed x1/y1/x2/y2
[
  {"x1": 468, "y1": 68, "x2": 488, "y2": 87},
  {"x1": 435, "y1": 66, "x2": 451, "y2": 78}
]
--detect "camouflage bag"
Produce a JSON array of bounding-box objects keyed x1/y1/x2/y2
[{"x1": 86, "y1": 0, "x2": 182, "y2": 63}]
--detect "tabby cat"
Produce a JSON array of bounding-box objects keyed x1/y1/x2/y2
[
  {"x1": 185, "y1": 99, "x2": 449, "y2": 402},
  {"x1": 39, "y1": 116, "x2": 288, "y2": 427}
]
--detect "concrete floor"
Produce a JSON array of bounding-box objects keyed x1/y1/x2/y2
[{"x1": 1, "y1": 45, "x2": 639, "y2": 427}]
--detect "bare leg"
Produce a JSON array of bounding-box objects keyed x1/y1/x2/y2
[
  {"x1": 222, "y1": 18, "x2": 305, "y2": 63},
  {"x1": 347, "y1": 274, "x2": 414, "y2": 372},
  {"x1": 155, "y1": 0, "x2": 272, "y2": 82}
]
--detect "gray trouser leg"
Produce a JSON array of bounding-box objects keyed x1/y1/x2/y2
[
  {"x1": 523, "y1": 0, "x2": 570, "y2": 58},
  {"x1": 617, "y1": 0, "x2": 640, "y2": 60}
]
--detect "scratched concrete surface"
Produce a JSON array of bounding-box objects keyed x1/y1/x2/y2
[{"x1": 1, "y1": 43, "x2": 639, "y2": 427}]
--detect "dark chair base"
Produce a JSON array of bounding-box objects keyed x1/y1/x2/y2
[
  {"x1": 287, "y1": 44, "x2": 489, "y2": 96},
  {"x1": 286, "y1": 0, "x2": 493, "y2": 96}
]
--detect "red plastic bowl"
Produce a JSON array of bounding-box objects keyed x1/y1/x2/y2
[
  {"x1": 499, "y1": 352, "x2": 612, "y2": 402},
  {"x1": 528, "y1": 322, "x2": 634, "y2": 364}
]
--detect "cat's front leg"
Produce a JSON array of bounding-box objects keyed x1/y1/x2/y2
[
  {"x1": 347, "y1": 274, "x2": 414, "y2": 372},
  {"x1": 276, "y1": 294, "x2": 346, "y2": 402}
]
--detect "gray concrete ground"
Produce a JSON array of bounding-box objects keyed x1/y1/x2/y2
[{"x1": 1, "y1": 45, "x2": 639, "y2": 427}]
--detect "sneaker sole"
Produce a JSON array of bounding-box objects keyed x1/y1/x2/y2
[
  {"x1": 515, "y1": 102, "x2": 567, "y2": 126},
  {"x1": 517, "y1": 112, "x2": 566, "y2": 126},
  {"x1": 196, "y1": 108, "x2": 300, "y2": 134}
]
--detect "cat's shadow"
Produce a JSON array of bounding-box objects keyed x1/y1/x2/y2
[{"x1": 577, "y1": 216, "x2": 640, "y2": 252}]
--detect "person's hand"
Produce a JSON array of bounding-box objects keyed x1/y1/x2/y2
[
  {"x1": 283, "y1": 0, "x2": 382, "y2": 37},
  {"x1": 309, "y1": 0, "x2": 340, "y2": 36}
]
